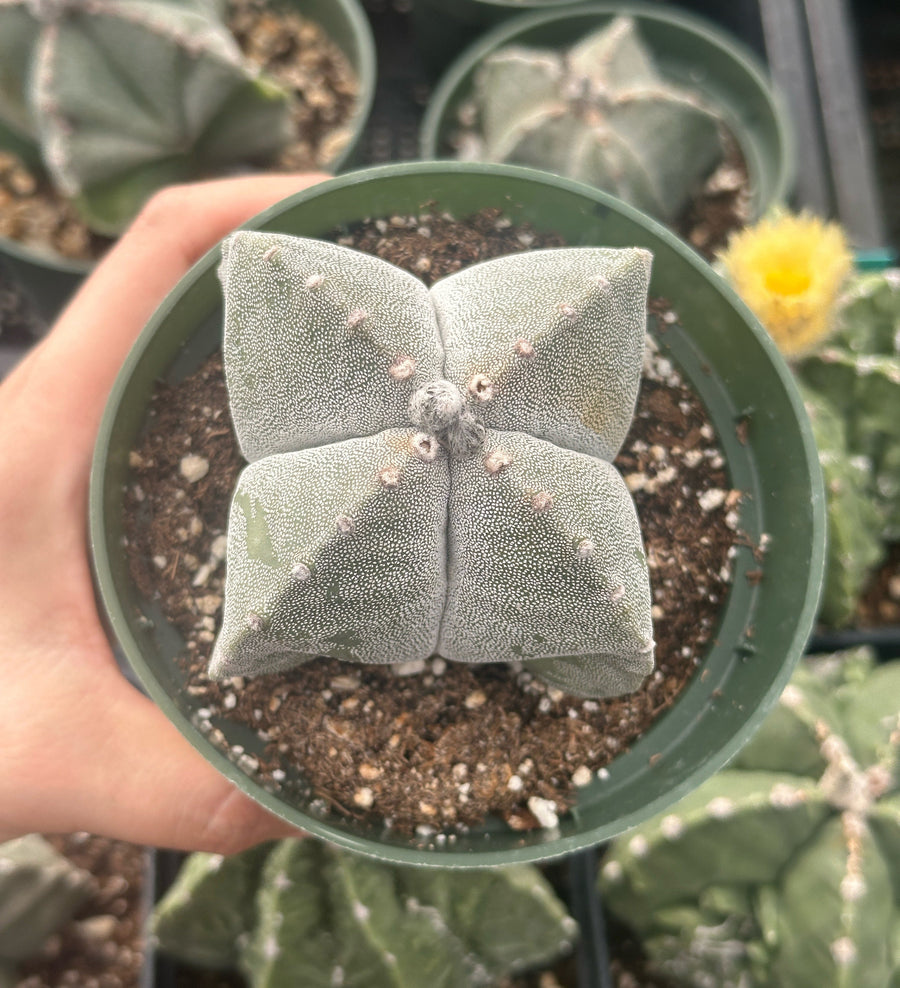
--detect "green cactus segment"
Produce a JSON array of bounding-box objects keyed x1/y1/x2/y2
[
  {"x1": 869, "y1": 796, "x2": 900, "y2": 899},
  {"x1": 431, "y1": 246, "x2": 651, "y2": 462},
  {"x1": 222, "y1": 232, "x2": 444, "y2": 463},
  {"x1": 799, "y1": 384, "x2": 885, "y2": 627},
  {"x1": 774, "y1": 815, "x2": 894, "y2": 988},
  {"x1": 150, "y1": 843, "x2": 272, "y2": 971},
  {"x1": 465, "y1": 16, "x2": 725, "y2": 223},
  {"x1": 600, "y1": 649, "x2": 900, "y2": 988},
  {"x1": 599, "y1": 771, "x2": 829, "y2": 922},
  {"x1": 0, "y1": 834, "x2": 95, "y2": 963},
  {"x1": 210, "y1": 429, "x2": 450, "y2": 679},
  {"x1": 242, "y1": 841, "x2": 337, "y2": 988},
  {"x1": 326, "y1": 849, "x2": 493, "y2": 988},
  {"x1": 399, "y1": 863, "x2": 579, "y2": 976},
  {"x1": 795, "y1": 270, "x2": 900, "y2": 625},
  {"x1": 441, "y1": 429, "x2": 653, "y2": 697},
  {"x1": 0, "y1": 2, "x2": 39, "y2": 141},
  {"x1": 154, "y1": 839, "x2": 577, "y2": 988},
  {"x1": 0, "y1": 0, "x2": 293, "y2": 234},
  {"x1": 468, "y1": 48, "x2": 561, "y2": 159}
]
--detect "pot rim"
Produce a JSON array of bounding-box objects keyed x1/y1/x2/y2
[
  {"x1": 90, "y1": 160, "x2": 825, "y2": 867},
  {"x1": 419, "y1": 0, "x2": 796, "y2": 222}
]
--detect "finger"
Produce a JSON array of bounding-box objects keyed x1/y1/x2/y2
[{"x1": 17, "y1": 172, "x2": 329, "y2": 457}]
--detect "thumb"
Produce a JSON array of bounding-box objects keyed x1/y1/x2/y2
[{"x1": 39, "y1": 672, "x2": 302, "y2": 854}]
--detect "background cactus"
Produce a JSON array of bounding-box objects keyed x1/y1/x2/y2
[
  {"x1": 795, "y1": 269, "x2": 900, "y2": 625},
  {"x1": 454, "y1": 16, "x2": 725, "y2": 224},
  {"x1": 599, "y1": 647, "x2": 900, "y2": 988},
  {"x1": 213, "y1": 231, "x2": 655, "y2": 698},
  {"x1": 151, "y1": 838, "x2": 579, "y2": 987},
  {"x1": 0, "y1": 834, "x2": 95, "y2": 968},
  {"x1": 0, "y1": 0, "x2": 293, "y2": 234}
]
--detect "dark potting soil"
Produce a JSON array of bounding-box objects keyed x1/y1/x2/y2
[
  {"x1": 122, "y1": 208, "x2": 746, "y2": 837},
  {"x1": 15, "y1": 835, "x2": 147, "y2": 988},
  {"x1": 0, "y1": 1, "x2": 357, "y2": 264}
]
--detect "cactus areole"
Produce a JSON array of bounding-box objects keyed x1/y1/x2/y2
[{"x1": 212, "y1": 232, "x2": 656, "y2": 698}]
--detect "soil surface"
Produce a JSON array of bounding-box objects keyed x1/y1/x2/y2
[
  {"x1": 15, "y1": 835, "x2": 147, "y2": 988},
  {"x1": 0, "y1": 0, "x2": 358, "y2": 263},
  {"x1": 122, "y1": 208, "x2": 745, "y2": 837}
]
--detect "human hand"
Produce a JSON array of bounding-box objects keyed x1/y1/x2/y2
[{"x1": 0, "y1": 174, "x2": 328, "y2": 852}]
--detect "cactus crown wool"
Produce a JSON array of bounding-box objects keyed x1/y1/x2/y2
[{"x1": 211, "y1": 232, "x2": 657, "y2": 699}]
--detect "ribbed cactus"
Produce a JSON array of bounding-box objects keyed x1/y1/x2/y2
[
  {"x1": 0, "y1": 834, "x2": 95, "y2": 965},
  {"x1": 455, "y1": 16, "x2": 725, "y2": 223},
  {"x1": 0, "y1": 0, "x2": 293, "y2": 233},
  {"x1": 796, "y1": 269, "x2": 900, "y2": 624},
  {"x1": 599, "y1": 648, "x2": 900, "y2": 988},
  {"x1": 211, "y1": 231, "x2": 655, "y2": 698},
  {"x1": 152, "y1": 839, "x2": 578, "y2": 988},
  {"x1": 799, "y1": 384, "x2": 885, "y2": 627}
]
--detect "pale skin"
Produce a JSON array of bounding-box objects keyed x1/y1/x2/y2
[{"x1": 0, "y1": 174, "x2": 330, "y2": 851}]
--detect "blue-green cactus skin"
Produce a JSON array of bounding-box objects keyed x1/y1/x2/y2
[
  {"x1": 797, "y1": 269, "x2": 900, "y2": 625},
  {"x1": 600, "y1": 649, "x2": 900, "y2": 988},
  {"x1": 0, "y1": 834, "x2": 95, "y2": 965},
  {"x1": 152, "y1": 839, "x2": 579, "y2": 988},
  {"x1": 0, "y1": 0, "x2": 293, "y2": 233},
  {"x1": 456, "y1": 16, "x2": 725, "y2": 224},
  {"x1": 212, "y1": 231, "x2": 656, "y2": 699}
]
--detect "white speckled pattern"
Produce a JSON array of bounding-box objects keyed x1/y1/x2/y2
[{"x1": 212, "y1": 232, "x2": 655, "y2": 697}]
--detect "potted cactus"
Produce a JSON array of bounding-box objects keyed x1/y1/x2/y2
[
  {"x1": 150, "y1": 838, "x2": 579, "y2": 986},
  {"x1": 210, "y1": 232, "x2": 655, "y2": 697},
  {"x1": 420, "y1": 2, "x2": 793, "y2": 242},
  {"x1": 599, "y1": 647, "x2": 900, "y2": 988},
  {"x1": 0, "y1": 0, "x2": 376, "y2": 325},
  {"x1": 797, "y1": 269, "x2": 900, "y2": 635},
  {"x1": 90, "y1": 161, "x2": 824, "y2": 867}
]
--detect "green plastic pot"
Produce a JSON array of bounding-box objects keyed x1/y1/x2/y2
[
  {"x1": 0, "y1": 0, "x2": 376, "y2": 330},
  {"x1": 90, "y1": 161, "x2": 825, "y2": 867},
  {"x1": 411, "y1": 0, "x2": 582, "y2": 77},
  {"x1": 420, "y1": 2, "x2": 795, "y2": 226}
]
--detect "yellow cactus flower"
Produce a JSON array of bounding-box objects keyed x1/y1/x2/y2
[{"x1": 718, "y1": 210, "x2": 853, "y2": 358}]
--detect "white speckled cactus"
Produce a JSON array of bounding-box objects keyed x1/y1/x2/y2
[
  {"x1": 211, "y1": 231, "x2": 655, "y2": 698},
  {"x1": 0, "y1": 0, "x2": 292, "y2": 233},
  {"x1": 599, "y1": 648, "x2": 900, "y2": 988},
  {"x1": 151, "y1": 838, "x2": 578, "y2": 987},
  {"x1": 456, "y1": 16, "x2": 725, "y2": 223},
  {"x1": 0, "y1": 835, "x2": 95, "y2": 971}
]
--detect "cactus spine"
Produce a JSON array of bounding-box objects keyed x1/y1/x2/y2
[
  {"x1": 0, "y1": 0, "x2": 293, "y2": 233},
  {"x1": 0, "y1": 834, "x2": 95, "y2": 966},
  {"x1": 212, "y1": 231, "x2": 656, "y2": 698},
  {"x1": 599, "y1": 648, "x2": 900, "y2": 988},
  {"x1": 455, "y1": 16, "x2": 725, "y2": 223},
  {"x1": 152, "y1": 839, "x2": 579, "y2": 988}
]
